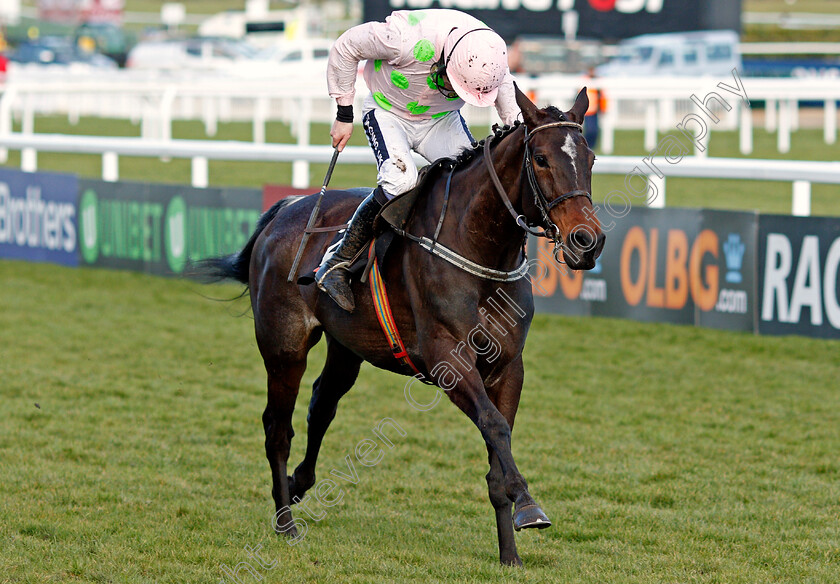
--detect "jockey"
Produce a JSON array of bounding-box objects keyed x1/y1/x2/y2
[{"x1": 316, "y1": 8, "x2": 520, "y2": 312}]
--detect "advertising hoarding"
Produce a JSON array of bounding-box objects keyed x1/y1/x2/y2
[
  {"x1": 77, "y1": 179, "x2": 262, "y2": 276},
  {"x1": 362, "y1": 0, "x2": 741, "y2": 42},
  {"x1": 529, "y1": 207, "x2": 758, "y2": 332},
  {"x1": 758, "y1": 215, "x2": 840, "y2": 339},
  {"x1": 0, "y1": 168, "x2": 78, "y2": 267}
]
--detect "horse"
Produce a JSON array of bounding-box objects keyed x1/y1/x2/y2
[{"x1": 198, "y1": 86, "x2": 605, "y2": 566}]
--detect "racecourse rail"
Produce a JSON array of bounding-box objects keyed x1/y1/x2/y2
[
  {"x1": 3, "y1": 132, "x2": 839, "y2": 217},
  {"x1": 1, "y1": 71, "x2": 838, "y2": 175}
]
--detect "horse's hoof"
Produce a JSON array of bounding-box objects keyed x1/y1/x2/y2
[
  {"x1": 513, "y1": 504, "x2": 551, "y2": 531},
  {"x1": 501, "y1": 555, "x2": 523, "y2": 567},
  {"x1": 273, "y1": 509, "x2": 298, "y2": 537},
  {"x1": 274, "y1": 522, "x2": 298, "y2": 538}
]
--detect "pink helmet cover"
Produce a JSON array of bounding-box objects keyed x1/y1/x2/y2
[{"x1": 443, "y1": 27, "x2": 509, "y2": 108}]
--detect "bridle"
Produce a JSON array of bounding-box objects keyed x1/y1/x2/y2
[{"x1": 483, "y1": 119, "x2": 593, "y2": 263}]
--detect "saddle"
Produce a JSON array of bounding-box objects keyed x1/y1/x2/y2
[{"x1": 295, "y1": 186, "x2": 419, "y2": 286}]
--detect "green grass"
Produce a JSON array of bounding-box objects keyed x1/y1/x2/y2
[
  {"x1": 6, "y1": 114, "x2": 840, "y2": 216},
  {"x1": 1, "y1": 260, "x2": 839, "y2": 583},
  {"x1": 744, "y1": 0, "x2": 840, "y2": 14}
]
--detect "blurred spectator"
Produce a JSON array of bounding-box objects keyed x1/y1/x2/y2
[{"x1": 584, "y1": 68, "x2": 607, "y2": 151}]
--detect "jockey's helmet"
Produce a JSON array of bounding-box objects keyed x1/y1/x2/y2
[{"x1": 440, "y1": 27, "x2": 509, "y2": 108}]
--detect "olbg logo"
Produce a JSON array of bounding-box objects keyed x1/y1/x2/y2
[{"x1": 620, "y1": 227, "x2": 719, "y2": 310}]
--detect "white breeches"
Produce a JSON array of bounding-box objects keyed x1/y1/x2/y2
[{"x1": 361, "y1": 94, "x2": 474, "y2": 199}]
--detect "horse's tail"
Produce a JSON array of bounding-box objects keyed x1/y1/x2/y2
[{"x1": 190, "y1": 196, "x2": 300, "y2": 285}]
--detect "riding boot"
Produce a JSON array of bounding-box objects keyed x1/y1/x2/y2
[{"x1": 315, "y1": 188, "x2": 386, "y2": 312}]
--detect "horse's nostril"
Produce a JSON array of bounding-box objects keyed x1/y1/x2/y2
[{"x1": 569, "y1": 229, "x2": 594, "y2": 250}]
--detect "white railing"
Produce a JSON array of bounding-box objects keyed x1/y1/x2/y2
[
  {"x1": 1, "y1": 70, "x2": 837, "y2": 169},
  {"x1": 3, "y1": 132, "x2": 839, "y2": 217}
]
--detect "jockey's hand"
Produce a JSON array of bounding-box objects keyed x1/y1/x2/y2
[{"x1": 331, "y1": 121, "x2": 354, "y2": 152}]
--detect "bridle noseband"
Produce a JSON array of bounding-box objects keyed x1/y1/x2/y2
[{"x1": 483, "y1": 119, "x2": 593, "y2": 262}]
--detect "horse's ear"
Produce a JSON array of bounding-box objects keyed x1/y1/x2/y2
[
  {"x1": 514, "y1": 82, "x2": 540, "y2": 124},
  {"x1": 567, "y1": 87, "x2": 589, "y2": 125}
]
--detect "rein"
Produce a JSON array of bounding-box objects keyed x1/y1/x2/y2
[{"x1": 392, "y1": 119, "x2": 591, "y2": 281}]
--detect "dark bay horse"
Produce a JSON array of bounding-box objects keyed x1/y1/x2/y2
[{"x1": 200, "y1": 86, "x2": 605, "y2": 566}]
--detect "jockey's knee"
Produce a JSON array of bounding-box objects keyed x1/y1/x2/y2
[{"x1": 378, "y1": 157, "x2": 418, "y2": 198}]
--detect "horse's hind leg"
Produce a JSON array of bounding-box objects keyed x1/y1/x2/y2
[
  {"x1": 257, "y1": 304, "x2": 321, "y2": 536},
  {"x1": 263, "y1": 350, "x2": 309, "y2": 535},
  {"x1": 289, "y1": 336, "x2": 362, "y2": 501}
]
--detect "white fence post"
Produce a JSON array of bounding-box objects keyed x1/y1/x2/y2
[
  {"x1": 161, "y1": 86, "x2": 177, "y2": 142},
  {"x1": 778, "y1": 100, "x2": 791, "y2": 153},
  {"x1": 792, "y1": 180, "x2": 811, "y2": 217},
  {"x1": 203, "y1": 97, "x2": 218, "y2": 137},
  {"x1": 740, "y1": 102, "x2": 753, "y2": 155},
  {"x1": 102, "y1": 152, "x2": 119, "y2": 182},
  {"x1": 0, "y1": 86, "x2": 17, "y2": 163},
  {"x1": 765, "y1": 98, "x2": 777, "y2": 133},
  {"x1": 648, "y1": 174, "x2": 666, "y2": 208},
  {"x1": 825, "y1": 98, "x2": 837, "y2": 145},
  {"x1": 191, "y1": 156, "x2": 209, "y2": 188},
  {"x1": 21, "y1": 148, "x2": 37, "y2": 172},
  {"x1": 21, "y1": 97, "x2": 36, "y2": 170},
  {"x1": 644, "y1": 101, "x2": 657, "y2": 151},
  {"x1": 253, "y1": 96, "x2": 268, "y2": 144}
]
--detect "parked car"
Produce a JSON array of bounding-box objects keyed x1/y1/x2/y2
[
  {"x1": 510, "y1": 36, "x2": 608, "y2": 75},
  {"x1": 125, "y1": 37, "x2": 263, "y2": 72},
  {"x1": 596, "y1": 30, "x2": 741, "y2": 77},
  {"x1": 8, "y1": 36, "x2": 117, "y2": 69},
  {"x1": 256, "y1": 39, "x2": 332, "y2": 64},
  {"x1": 74, "y1": 22, "x2": 134, "y2": 67}
]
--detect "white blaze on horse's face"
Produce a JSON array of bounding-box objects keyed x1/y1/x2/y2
[{"x1": 561, "y1": 133, "x2": 577, "y2": 180}]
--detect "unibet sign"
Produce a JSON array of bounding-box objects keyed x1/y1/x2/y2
[{"x1": 77, "y1": 181, "x2": 261, "y2": 276}]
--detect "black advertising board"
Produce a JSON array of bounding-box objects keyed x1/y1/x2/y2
[
  {"x1": 529, "y1": 206, "x2": 758, "y2": 332},
  {"x1": 362, "y1": 0, "x2": 741, "y2": 43},
  {"x1": 77, "y1": 179, "x2": 262, "y2": 277},
  {"x1": 758, "y1": 215, "x2": 840, "y2": 340},
  {"x1": 696, "y1": 209, "x2": 758, "y2": 333}
]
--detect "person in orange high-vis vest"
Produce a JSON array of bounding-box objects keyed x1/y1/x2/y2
[{"x1": 584, "y1": 69, "x2": 606, "y2": 151}]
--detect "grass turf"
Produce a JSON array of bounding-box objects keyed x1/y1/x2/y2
[{"x1": 1, "y1": 259, "x2": 838, "y2": 583}]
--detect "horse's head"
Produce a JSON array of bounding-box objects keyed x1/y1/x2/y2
[{"x1": 514, "y1": 85, "x2": 605, "y2": 270}]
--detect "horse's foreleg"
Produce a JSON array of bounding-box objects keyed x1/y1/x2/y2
[
  {"x1": 289, "y1": 337, "x2": 362, "y2": 500},
  {"x1": 485, "y1": 357, "x2": 527, "y2": 566},
  {"x1": 443, "y1": 362, "x2": 551, "y2": 536}
]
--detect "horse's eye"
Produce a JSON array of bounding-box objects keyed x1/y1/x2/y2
[{"x1": 534, "y1": 154, "x2": 549, "y2": 168}]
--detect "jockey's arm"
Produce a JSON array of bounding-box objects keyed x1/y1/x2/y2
[
  {"x1": 327, "y1": 20, "x2": 403, "y2": 150},
  {"x1": 493, "y1": 72, "x2": 520, "y2": 127}
]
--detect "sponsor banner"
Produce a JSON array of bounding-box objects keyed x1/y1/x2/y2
[
  {"x1": 362, "y1": 0, "x2": 740, "y2": 42},
  {"x1": 77, "y1": 180, "x2": 262, "y2": 276},
  {"x1": 0, "y1": 168, "x2": 78, "y2": 267},
  {"x1": 530, "y1": 206, "x2": 758, "y2": 332},
  {"x1": 758, "y1": 215, "x2": 840, "y2": 339},
  {"x1": 696, "y1": 209, "x2": 757, "y2": 333},
  {"x1": 263, "y1": 185, "x2": 316, "y2": 211}
]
